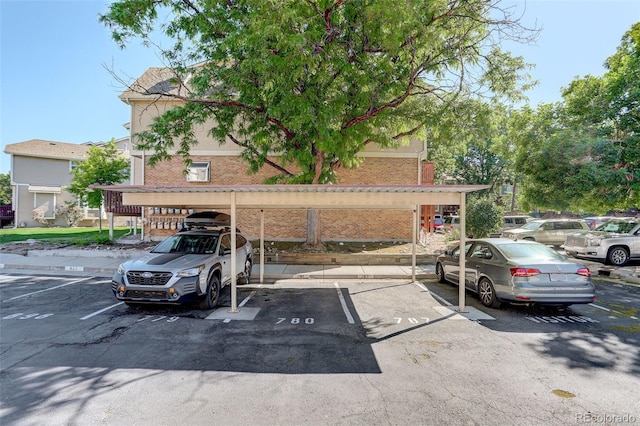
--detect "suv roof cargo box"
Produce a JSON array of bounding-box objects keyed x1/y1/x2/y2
[{"x1": 184, "y1": 211, "x2": 231, "y2": 227}]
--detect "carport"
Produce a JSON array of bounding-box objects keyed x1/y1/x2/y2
[{"x1": 97, "y1": 184, "x2": 489, "y2": 313}]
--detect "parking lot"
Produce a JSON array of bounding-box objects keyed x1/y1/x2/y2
[{"x1": 1, "y1": 273, "x2": 639, "y2": 425}]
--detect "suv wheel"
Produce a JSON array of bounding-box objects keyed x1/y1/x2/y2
[
  {"x1": 607, "y1": 246, "x2": 630, "y2": 267},
  {"x1": 240, "y1": 260, "x2": 252, "y2": 285},
  {"x1": 200, "y1": 274, "x2": 221, "y2": 309}
]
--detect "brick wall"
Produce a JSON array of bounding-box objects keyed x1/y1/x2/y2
[{"x1": 143, "y1": 156, "x2": 419, "y2": 241}]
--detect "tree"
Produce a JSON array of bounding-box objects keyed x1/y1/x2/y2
[
  {"x1": 68, "y1": 141, "x2": 130, "y2": 232},
  {"x1": 0, "y1": 173, "x2": 11, "y2": 205},
  {"x1": 466, "y1": 195, "x2": 502, "y2": 238},
  {"x1": 511, "y1": 23, "x2": 639, "y2": 213},
  {"x1": 101, "y1": 0, "x2": 536, "y2": 243}
]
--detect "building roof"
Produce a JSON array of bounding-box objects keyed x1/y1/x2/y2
[
  {"x1": 4, "y1": 139, "x2": 92, "y2": 161},
  {"x1": 119, "y1": 67, "x2": 191, "y2": 101}
]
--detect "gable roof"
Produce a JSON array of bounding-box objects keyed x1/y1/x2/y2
[
  {"x1": 119, "y1": 67, "x2": 190, "y2": 101},
  {"x1": 4, "y1": 139, "x2": 92, "y2": 161}
]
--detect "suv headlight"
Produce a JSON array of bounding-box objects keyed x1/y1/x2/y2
[
  {"x1": 587, "y1": 238, "x2": 603, "y2": 247},
  {"x1": 177, "y1": 264, "x2": 205, "y2": 277}
]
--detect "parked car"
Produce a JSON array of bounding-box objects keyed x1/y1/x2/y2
[
  {"x1": 435, "y1": 239, "x2": 595, "y2": 308},
  {"x1": 443, "y1": 215, "x2": 460, "y2": 232},
  {"x1": 583, "y1": 216, "x2": 615, "y2": 230},
  {"x1": 501, "y1": 218, "x2": 590, "y2": 247},
  {"x1": 564, "y1": 218, "x2": 640, "y2": 266},
  {"x1": 501, "y1": 215, "x2": 534, "y2": 232},
  {"x1": 112, "y1": 213, "x2": 253, "y2": 308}
]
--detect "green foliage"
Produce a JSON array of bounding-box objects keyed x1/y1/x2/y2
[
  {"x1": 101, "y1": 0, "x2": 535, "y2": 183},
  {"x1": 68, "y1": 141, "x2": 130, "y2": 208},
  {"x1": 466, "y1": 196, "x2": 502, "y2": 238},
  {"x1": 510, "y1": 23, "x2": 639, "y2": 214},
  {"x1": 0, "y1": 227, "x2": 134, "y2": 244},
  {"x1": 0, "y1": 173, "x2": 11, "y2": 205}
]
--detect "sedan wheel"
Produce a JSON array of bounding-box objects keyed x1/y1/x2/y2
[
  {"x1": 200, "y1": 274, "x2": 221, "y2": 309},
  {"x1": 607, "y1": 246, "x2": 630, "y2": 267},
  {"x1": 477, "y1": 278, "x2": 501, "y2": 308},
  {"x1": 436, "y1": 263, "x2": 446, "y2": 283}
]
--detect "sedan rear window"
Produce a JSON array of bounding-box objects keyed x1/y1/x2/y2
[{"x1": 497, "y1": 243, "x2": 563, "y2": 261}]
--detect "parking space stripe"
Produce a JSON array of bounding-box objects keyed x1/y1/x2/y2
[
  {"x1": 334, "y1": 282, "x2": 355, "y2": 324},
  {"x1": 80, "y1": 302, "x2": 125, "y2": 320},
  {"x1": 2, "y1": 277, "x2": 92, "y2": 302}
]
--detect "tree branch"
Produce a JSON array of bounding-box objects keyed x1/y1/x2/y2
[{"x1": 227, "y1": 134, "x2": 294, "y2": 176}]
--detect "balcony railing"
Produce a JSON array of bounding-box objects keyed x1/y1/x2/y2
[{"x1": 104, "y1": 191, "x2": 142, "y2": 216}]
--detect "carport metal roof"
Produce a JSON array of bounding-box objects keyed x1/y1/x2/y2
[{"x1": 96, "y1": 184, "x2": 490, "y2": 314}]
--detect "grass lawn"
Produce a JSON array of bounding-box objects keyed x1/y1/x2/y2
[{"x1": 0, "y1": 227, "x2": 138, "y2": 245}]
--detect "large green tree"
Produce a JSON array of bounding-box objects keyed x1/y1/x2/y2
[
  {"x1": 512, "y1": 23, "x2": 639, "y2": 213},
  {"x1": 101, "y1": 0, "x2": 535, "y2": 243},
  {"x1": 68, "y1": 141, "x2": 130, "y2": 231},
  {"x1": 0, "y1": 173, "x2": 11, "y2": 205}
]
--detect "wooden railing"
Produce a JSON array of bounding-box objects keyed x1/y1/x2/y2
[
  {"x1": 0, "y1": 204, "x2": 14, "y2": 227},
  {"x1": 103, "y1": 191, "x2": 142, "y2": 216}
]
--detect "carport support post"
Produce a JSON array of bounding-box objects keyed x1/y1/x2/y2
[
  {"x1": 260, "y1": 209, "x2": 264, "y2": 284},
  {"x1": 412, "y1": 208, "x2": 417, "y2": 282},
  {"x1": 458, "y1": 192, "x2": 467, "y2": 313},
  {"x1": 230, "y1": 192, "x2": 238, "y2": 313}
]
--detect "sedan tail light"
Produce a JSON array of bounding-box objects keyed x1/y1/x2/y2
[
  {"x1": 577, "y1": 268, "x2": 591, "y2": 277},
  {"x1": 510, "y1": 268, "x2": 541, "y2": 277}
]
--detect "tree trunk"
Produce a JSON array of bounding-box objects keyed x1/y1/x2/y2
[{"x1": 305, "y1": 209, "x2": 321, "y2": 246}]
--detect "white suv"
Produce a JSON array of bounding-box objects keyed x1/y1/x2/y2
[
  {"x1": 112, "y1": 214, "x2": 253, "y2": 309},
  {"x1": 565, "y1": 218, "x2": 640, "y2": 266},
  {"x1": 502, "y1": 218, "x2": 589, "y2": 247}
]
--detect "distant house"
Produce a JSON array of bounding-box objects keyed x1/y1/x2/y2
[
  {"x1": 4, "y1": 138, "x2": 132, "y2": 228},
  {"x1": 120, "y1": 67, "x2": 433, "y2": 241}
]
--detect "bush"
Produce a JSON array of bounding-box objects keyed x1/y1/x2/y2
[
  {"x1": 466, "y1": 197, "x2": 502, "y2": 238},
  {"x1": 55, "y1": 203, "x2": 84, "y2": 227},
  {"x1": 32, "y1": 207, "x2": 53, "y2": 227}
]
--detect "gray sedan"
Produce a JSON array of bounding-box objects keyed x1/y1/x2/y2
[{"x1": 435, "y1": 238, "x2": 595, "y2": 308}]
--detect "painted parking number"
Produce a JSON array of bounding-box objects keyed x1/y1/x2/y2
[
  {"x1": 3, "y1": 313, "x2": 54, "y2": 320},
  {"x1": 395, "y1": 317, "x2": 430, "y2": 324},
  {"x1": 276, "y1": 318, "x2": 315, "y2": 325}
]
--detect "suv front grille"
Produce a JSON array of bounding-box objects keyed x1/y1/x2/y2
[{"x1": 126, "y1": 271, "x2": 173, "y2": 286}]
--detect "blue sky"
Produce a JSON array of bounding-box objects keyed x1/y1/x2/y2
[{"x1": 1, "y1": 0, "x2": 639, "y2": 174}]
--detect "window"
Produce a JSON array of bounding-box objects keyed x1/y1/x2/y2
[{"x1": 186, "y1": 162, "x2": 210, "y2": 182}]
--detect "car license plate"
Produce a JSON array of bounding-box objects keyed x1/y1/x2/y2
[{"x1": 550, "y1": 273, "x2": 568, "y2": 282}]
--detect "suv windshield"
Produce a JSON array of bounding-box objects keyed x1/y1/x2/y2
[
  {"x1": 152, "y1": 234, "x2": 219, "y2": 254},
  {"x1": 521, "y1": 221, "x2": 543, "y2": 230},
  {"x1": 594, "y1": 220, "x2": 639, "y2": 233}
]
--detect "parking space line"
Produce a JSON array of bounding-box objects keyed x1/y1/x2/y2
[
  {"x1": 2, "y1": 277, "x2": 92, "y2": 302},
  {"x1": 591, "y1": 302, "x2": 639, "y2": 320},
  {"x1": 80, "y1": 302, "x2": 125, "y2": 320},
  {"x1": 334, "y1": 282, "x2": 355, "y2": 324}
]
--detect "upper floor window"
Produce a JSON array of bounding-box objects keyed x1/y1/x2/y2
[{"x1": 186, "y1": 162, "x2": 210, "y2": 182}]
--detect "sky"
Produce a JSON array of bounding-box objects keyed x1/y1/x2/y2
[{"x1": 1, "y1": 0, "x2": 639, "y2": 174}]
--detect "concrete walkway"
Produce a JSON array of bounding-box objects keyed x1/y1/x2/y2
[
  {"x1": 1, "y1": 247, "x2": 639, "y2": 284},
  {"x1": 0, "y1": 249, "x2": 436, "y2": 280}
]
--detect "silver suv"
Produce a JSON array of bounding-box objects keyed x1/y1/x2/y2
[
  {"x1": 112, "y1": 215, "x2": 253, "y2": 309},
  {"x1": 565, "y1": 218, "x2": 640, "y2": 266},
  {"x1": 502, "y1": 218, "x2": 589, "y2": 247}
]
